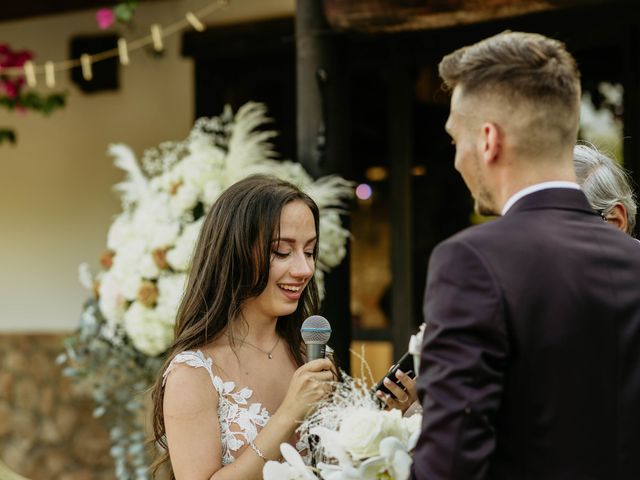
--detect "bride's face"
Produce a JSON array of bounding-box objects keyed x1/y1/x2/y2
[{"x1": 243, "y1": 200, "x2": 317, "y2": 321}]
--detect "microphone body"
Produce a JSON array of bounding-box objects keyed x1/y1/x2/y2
[
  {"x1": 300, "y1": 315, "x2": 332, "y2": 362},
  {"x1": 306, "y1": 343, "x2": 326, "y2": 362}
]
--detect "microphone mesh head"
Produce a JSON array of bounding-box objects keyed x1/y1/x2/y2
[{"x1": 301, "y1": 315, "x2": 331, "y2": 345}]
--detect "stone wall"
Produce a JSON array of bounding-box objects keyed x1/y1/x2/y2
[{"x1": 0, "y1": 334, "x2": 114, "y2": 479}]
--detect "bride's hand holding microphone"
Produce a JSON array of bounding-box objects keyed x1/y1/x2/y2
[{"x1": 276, "y1": 314, "x2": 336, "y2": 422}]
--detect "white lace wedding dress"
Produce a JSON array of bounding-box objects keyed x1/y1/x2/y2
[{"x1": 162, "y1": 350, "x2": 308, "y2": 465}]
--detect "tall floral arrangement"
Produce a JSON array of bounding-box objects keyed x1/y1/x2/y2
[{"x1": 60, "y1": 102, "x2": 353, "y2": 479}]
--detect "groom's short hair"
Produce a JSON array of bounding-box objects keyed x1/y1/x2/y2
[{"x1": 439, "y1": 31, "x2": 582, "y2": 156}]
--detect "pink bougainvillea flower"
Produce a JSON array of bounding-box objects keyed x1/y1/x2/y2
[
  {"x1": 96, "y1": 8, "x2": 116, "y2": 30},
  {"x1": 0, "y1": 43, "x2": 34, "y2": 69},
  {"x1": 0, "y1": 43, "x2": 34, "y2": 99}
]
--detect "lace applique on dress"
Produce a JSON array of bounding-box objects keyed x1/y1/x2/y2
[{"x1": 163, "y1": 350, "x2": 309, "y2": 466}]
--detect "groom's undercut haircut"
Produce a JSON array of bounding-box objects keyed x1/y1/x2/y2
[{"x1": 439, "y1": 31, "x2": 582, "y2": 156}]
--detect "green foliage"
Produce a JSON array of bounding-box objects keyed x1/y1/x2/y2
[
  {"x1": 59, "y1": 300, "x2": 165, "y2": 479},
  {"x1": 0, "y1": 91, "x2": 66, "y2": 115}
]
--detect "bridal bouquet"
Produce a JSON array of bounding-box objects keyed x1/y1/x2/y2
[
  {"x1": 60, "y1": 102, "x2": 353, "y2": 479},
  {"x1": 263, "y1": 372, "x2": 422, "y2": 480}
]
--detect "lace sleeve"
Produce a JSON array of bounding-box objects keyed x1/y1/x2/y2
[{"x1": 162, "y1": 350, "x2": 216, "y2": 387}]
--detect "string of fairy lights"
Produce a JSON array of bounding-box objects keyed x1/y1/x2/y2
[{"x1": 1, "y1": 0, "x2": 229, "y2": 87}]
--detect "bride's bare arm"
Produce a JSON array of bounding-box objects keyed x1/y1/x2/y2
[{"x1": 163, "y1": 358, "x2": 334, "y2": 480}]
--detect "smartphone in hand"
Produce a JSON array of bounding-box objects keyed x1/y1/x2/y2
[{"x1": 373, "y1": 351, "x2": 416, "y2": 399}]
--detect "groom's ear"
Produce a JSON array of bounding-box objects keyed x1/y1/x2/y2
[{"x1": 481, "y1": 122, "x2": 501, "y2": 165}]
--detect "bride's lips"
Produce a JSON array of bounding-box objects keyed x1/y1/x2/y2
[{"x1": 278, "y1": 283, "x2": 305, "y2": 300}]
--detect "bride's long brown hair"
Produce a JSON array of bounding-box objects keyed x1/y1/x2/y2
[{"x1": 149, "y1": 174, "x2": 321, "y2": 478}]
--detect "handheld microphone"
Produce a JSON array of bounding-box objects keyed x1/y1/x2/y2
[{"x1": 301, "y1": 315, "x2": 332, "y2": 362}]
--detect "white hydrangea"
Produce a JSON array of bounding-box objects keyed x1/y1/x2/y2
[
  {"x1": 107, "y1": 214, "x2": 135, "y2": 251},
  {"x1": 98, "y1": 271, "x2": 127, "y2": 327},
  {"x1": 123, "y1": 302, "x2": 174, "y2": 357},
  {"x1": 166, "y1": 218, "x2": 204, "y2": 272},
  {"x1": 156, "y1": 274, "x2": 187, "y2": 317}
]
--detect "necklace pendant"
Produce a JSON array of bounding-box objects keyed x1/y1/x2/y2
[{"x1": 268, "y1": 353, "x2": 273, "y2": 359}]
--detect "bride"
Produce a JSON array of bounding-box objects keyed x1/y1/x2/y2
[{"x1": 150, "y1": 175, "x2": 335, "y2": 479}]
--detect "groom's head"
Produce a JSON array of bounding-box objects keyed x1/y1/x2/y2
[{"x1": 439, "y1": 31, "x2": 581, "y2": 215}]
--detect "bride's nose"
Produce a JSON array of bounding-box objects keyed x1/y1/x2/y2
[{"x1": 290, "y1": 252, "x2": 314, "y2": 278}]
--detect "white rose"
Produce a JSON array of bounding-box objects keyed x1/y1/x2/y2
[
  {"x1": 380, "y1": 408, "x2": 406, "y2": 441},
  {"x1": 339, "y1": 408, "x2": 387, "y2": 460},
  {"x1": 400, "y1": 413, "x2": 422, "y2": 446}
]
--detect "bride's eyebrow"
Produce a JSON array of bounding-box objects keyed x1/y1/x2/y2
[{"x1": 272, "y1": 237, "x2": 317, "y2": 245}]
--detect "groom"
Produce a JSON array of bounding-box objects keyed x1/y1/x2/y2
[{"x1": 411, "y1": 32, "x2": 640, "y2": 479}]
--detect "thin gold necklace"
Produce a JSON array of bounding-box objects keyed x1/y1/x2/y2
[{"x1": 229, "y1": 334, "x2": 281, "y2": 359}]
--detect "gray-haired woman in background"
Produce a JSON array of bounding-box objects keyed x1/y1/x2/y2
[{"x1": 574, "y1": 143, "x2": 637, "y2": 236}]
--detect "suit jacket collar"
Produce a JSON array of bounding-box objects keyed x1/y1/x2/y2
[{"x1": 504, "y1": 188, "x2": 597, "y2": 217}]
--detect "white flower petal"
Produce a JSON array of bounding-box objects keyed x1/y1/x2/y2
[
  {"x1": 357, "y1": 456, "x2": 386, "y2": 479},
  {"x1": 379, "y1": 436, "x2": 404, "y2": 461},
  {"x1": 391, "y1": 449, "x2": 413, "y2": 480},
  {"x1": 311, "y1": 427, "x2": 353, "y2": 467},
  {"x1": 262, "y1": 461, "x2": 297, "y2": 480},
  {"x1": 279, "y1": 443, "x2": 307, "y2": 471}
]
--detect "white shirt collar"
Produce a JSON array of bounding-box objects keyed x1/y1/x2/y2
[{"x1": 501, "y1": 181, "x2": 581, "y2": 216}]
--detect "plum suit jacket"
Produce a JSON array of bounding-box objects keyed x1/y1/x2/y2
[{"x1": 410, "y1": 188, "x2": 640, "y2": 480}]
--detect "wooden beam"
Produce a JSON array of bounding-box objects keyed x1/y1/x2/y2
[{"x1": 323, "y1": 0, "x2": 620, "y2": 33}]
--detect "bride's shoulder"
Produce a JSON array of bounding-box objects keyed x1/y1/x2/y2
[{"x1": 162, "y1": 350, "x2": 219, "y2": 415}]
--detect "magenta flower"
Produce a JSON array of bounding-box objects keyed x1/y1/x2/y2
[
  {"x1": 96, "y1": 8, "x2": 116, "y2": 30},
  {"x1": 0, "y1": 43, "x2": 34, "y2": 99}
]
